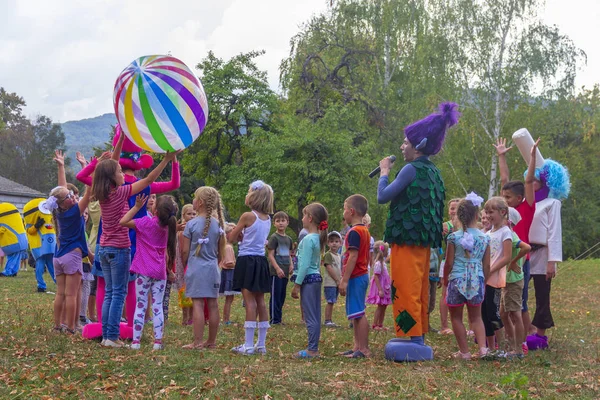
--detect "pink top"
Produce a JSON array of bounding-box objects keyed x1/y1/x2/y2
[
  {"x1": 130, "y1": 216, "x2": 168, "y2": 280},
  {"x1": 76, "y1": 159, "x2": 180, "y2": 194},
  {"x1": 100, "y1": 185, "x2": 132, "y2": 248}
]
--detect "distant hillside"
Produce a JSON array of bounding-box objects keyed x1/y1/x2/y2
[{"x1": 61, "y1": 113, "x2": 116, "y2": 167}]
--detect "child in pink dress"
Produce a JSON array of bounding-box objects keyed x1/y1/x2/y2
[{"x1": 366, "y1": 241, "x2": 392, "y2": 330}]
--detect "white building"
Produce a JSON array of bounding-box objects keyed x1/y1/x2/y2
[{"x1": 0, "y1": 175, "x2": 46, "y2": 213}]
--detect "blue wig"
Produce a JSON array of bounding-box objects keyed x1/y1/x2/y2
[{"x1": 524, "y1": 159, "x2": 570, "y2": 200}]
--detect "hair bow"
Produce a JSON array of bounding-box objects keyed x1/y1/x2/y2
[
  {"x1": 44, "y1": 196, "x2": 59, "y2": 211},
  {"x1": 318, "y1": 221, "x2": 328, "y2": 231},
  {"x1": 219, "y1": 228, "x2": 225, "y2": 235},
  {"x1": 197, "y1": 238, "x2": 209, "y2": 245},
  {"x1": 465, "y1": 192, "x2": 484, "y2": 207},
  {"x1": 379, "y1": 245, "x2": 385, "y2": 252},
  {"x1": 251, "y1": 180, "x2": 265, "y2": 190},
  {"x1": 459, "y1": 231, "x2": 475, "y2": 252}
]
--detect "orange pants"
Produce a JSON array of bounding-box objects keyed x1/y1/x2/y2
[{"x1": 390, "y1": 244, "x2": 430, "y2": 337}]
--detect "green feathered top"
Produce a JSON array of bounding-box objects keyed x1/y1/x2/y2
[{"x1": 383, "y1": 159, "x2": 445, "y2": 248}]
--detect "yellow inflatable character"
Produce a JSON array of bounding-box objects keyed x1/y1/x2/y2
[
  {"x1": 23, "y1": 198, "x2": 56, "y2": 290},
  {"x1": 0, "y1": 203, "x2": 28, "y2": 277}
]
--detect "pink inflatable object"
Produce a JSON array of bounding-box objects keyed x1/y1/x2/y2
[{"x1": 81, "y1": 277, "x2": 136, "y2": 340}]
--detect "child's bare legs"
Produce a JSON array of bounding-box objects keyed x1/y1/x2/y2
[
  {"x1": 378, "y1": 305, "x2": 387, "y2": 327},
  {"x1": 522, "y1": 310, "x2": 534, "y2": 335},
  {"x1": 53, "y1": 275, "x2": 66, "y2": 328},
  {"x1": 449, "y1": 305, "x2": 469, "y2": 353},
  {"x1": 184, "y1": 299, "x2": 205, "y2": 348},
  {"x1": 223, "y1": 295, "x2": 234, "y2": 322},
  {"x1": 354, "y1": 315, "x2": 370, "y2": 356},
  {"x1": 255, "y1": 292, "x2": 268, "y2": 322},
  {"x1": 439, "y1": 286, "x2": 451, "y2": 332},
  {"x1": 204, "y1": 298, "x2": 220, "y2": 347},
  {"x1": 325, "y1": 303, "x2": 334, "y2": 322},
  {"x1": 64, "y1": 274, "x2": 81, "y2": 331},
  {"x1": 242, "y1": 289, "x2": 257, "y2": 320},
  {"x1": 467, "y1": 305, "x2": 487, "y2": 355},
  {"x1": 509, "y1": 311, "x2": 524, "y2": 354}
]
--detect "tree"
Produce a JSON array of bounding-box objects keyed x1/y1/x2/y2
[
  {"x1": 440, "y1": 0, "x2": 586, "y2": 198},
  {"x1": 181, "y1": 51, "x2": 280, "y2": 191},
  {"x1": 0, "y1": 87, "x2": 69, "y2": 192}
]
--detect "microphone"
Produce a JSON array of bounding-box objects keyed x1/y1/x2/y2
[{"x1": 369, "y1": 155, "x2": 396, "y2": 178}]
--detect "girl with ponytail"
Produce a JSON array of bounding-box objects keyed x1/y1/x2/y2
[
  {"x1": 291, "y1": 202, "x2": 328, "y2": 358},
  {"x1": 180, "y1": 187, "x2": 226, "y2": 350},
  {"x1": 443, "y1": 193, "x2": 490, "y2": 359},
  {"x1": 119, "y1": 194, "x2": 179, "y2": 350}
]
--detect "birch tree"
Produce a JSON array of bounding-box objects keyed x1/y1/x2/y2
[{"x1": 440, "y1": 0, "x2": 585, "y2": 198}]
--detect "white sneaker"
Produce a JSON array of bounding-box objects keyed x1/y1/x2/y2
[
  {"x1": 103, "y1": 339, "x2": 128, "y2": 348},
  {"x1": 100, "y1": 339, "x2": 106, "y2": 346},
  {"x1": 130, "y1": 343, "x2": 141, "y2": 350},
  {"x1": 153, "y1": 343, "x2": 163, "y2": 350},
  {"x1": 231, "y1": 344, "x2": 255, "y2": 355}
]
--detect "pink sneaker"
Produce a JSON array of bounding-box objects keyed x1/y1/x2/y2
[{"x1": 522, "y1": 342, "x2": 529, "y2": 355}]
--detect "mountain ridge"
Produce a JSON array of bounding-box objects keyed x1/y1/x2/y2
[{"x1": 61, "y1": 113, "x2": 116, "y2": 165}]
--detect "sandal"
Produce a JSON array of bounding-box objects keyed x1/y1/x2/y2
[
  {"x1": 439, "y1": 328, "x2": 453, "y2": 335},
  {"x1": 203, "y1": 343, "x2": 217, "y2": 350},
  {"x1": 452, "y1": 351, "x2": 472, "y2": 360},
  {"x1": 337, "y1": 349, "x2": 355, "y2": 356},
  {"x1": 345, "y1": 350, "x2": 367, "y2": 359},
  {"x1": 294, "y1": 350, "x2": 318, "y2": 359}
]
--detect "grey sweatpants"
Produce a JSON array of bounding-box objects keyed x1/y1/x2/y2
[{"x1": 300, "y1": 281, "x2": 322, "y2": 352}]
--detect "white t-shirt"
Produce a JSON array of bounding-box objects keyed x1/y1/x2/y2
[{"x1": 486, "y1": 226, "x2": 513, "y2": 288}]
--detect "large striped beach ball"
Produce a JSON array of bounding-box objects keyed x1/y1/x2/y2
[{"x1": 113, "y1": 55, "x2": 209, "y2": 153}]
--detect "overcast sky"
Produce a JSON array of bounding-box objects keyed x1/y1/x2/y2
[{"x1": 1, "y1": 0, "x2": 598, "y2": 123}]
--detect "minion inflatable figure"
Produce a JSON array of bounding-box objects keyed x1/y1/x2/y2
[
  {"x1": 0, "y1": 203, "x2": 28, "y2": 277},
  {"x1": 23, "y1": 198, "x2": 56, "y2": 291}
]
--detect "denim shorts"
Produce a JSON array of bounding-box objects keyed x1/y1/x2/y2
[
  {"x1": 324, "y1": 286, "x2": 339, "y2": 304},
  {"x1": 445, "y1": 276, "x2": 485, "y2": 307}
]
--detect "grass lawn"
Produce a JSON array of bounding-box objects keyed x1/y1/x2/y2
[{"x1": 0, "y1": 259, "x2": 598, "y2": 399}]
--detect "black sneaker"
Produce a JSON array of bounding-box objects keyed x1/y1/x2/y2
[{"x1": 37, "y1": 288, "x2": 47, "y2": 293}]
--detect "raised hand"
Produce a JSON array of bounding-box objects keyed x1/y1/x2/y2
[
  {"x1": 531, "y1": 137, "x2": 541, "y2": 161},
  {"x1": 75, "y1": 151, "x2": 88, "y2": 167},
  {"x1": 53, "y1": 150, "x2": 65, "y2": 166},
  {"x1": 134, "y1": 193, "x2": 149, "y2": 209},
  {"x1": 165, "y1": 150, "x2": 183, "y2": 161},
  {"x1": 98, "y1": 151, "x2": 112, "y2": 162},
  {"x1": 493, "y1": 138, "x2": 513, "y2": 156}
]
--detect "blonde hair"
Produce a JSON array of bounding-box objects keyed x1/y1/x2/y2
[
  {"x1": 373, "y1": 240, "x2": 389, "y2": 263},
  {"x1": 362, "y1": 213, "x2": 371, "y2": 226},
  {"x1": 193, "y1": 187, "x2": 226, "y2": 258},
  {"x1": 180, "y1": 204, "x2": 194, "y2": 222},
  {"x1": 484, "y1": 196, "x2": 509, "y2": 225},
  {"x1": 224, "y1": 222, "x2": 236, "y2": 243},
  {"x1": 246, "y1": 181, "x2": 274, "y2": 214}
]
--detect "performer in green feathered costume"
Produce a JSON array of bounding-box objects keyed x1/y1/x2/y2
[{"x1": 377, "y1": 102, "x2": 460, "y2": 361}]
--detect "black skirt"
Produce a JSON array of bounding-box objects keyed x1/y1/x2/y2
[{"x1": 232, "y1": 255, "x2": 270, "y2": 293}]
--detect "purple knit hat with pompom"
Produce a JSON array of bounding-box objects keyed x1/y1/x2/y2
[{"x1": 404, "y1": 102, "x2": 460, "y2": 155}]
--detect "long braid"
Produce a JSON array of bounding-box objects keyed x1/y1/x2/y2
[
  {"x1": 195, "y1": 189, "x2": 215, "y2": 257},
  {"x1": 216, "y1": 196, "x2": 226, "y2": 261}
]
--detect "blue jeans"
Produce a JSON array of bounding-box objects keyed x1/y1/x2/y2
[
  {"x1": 99, "y1": 246, "x2": 131, "y2": 340},
  {"x1": 35, "y1": 254, "x2": 56, "y2": 290}
]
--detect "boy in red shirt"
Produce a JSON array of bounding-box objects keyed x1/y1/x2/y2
[
  {"x1": 495, "y1": 137, "x2": 537, "y2": 351},
  {"x1": 339, "y1": 194, "x2": 371, "y2": 358}
]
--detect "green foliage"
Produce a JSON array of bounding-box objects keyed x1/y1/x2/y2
[
  {"x1": 0, "y1": 88, "x2": 70, "y2": 193},
  {"x1": 501, "y1": 372, "x2": 529, "y2": 399}
]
